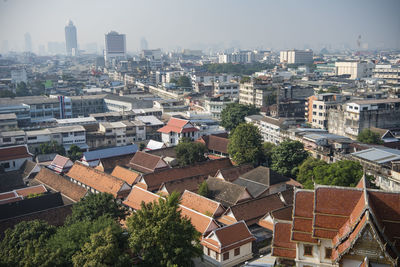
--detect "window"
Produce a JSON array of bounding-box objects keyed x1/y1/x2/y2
[
  {"x1": 1, "y1": 162, "x2": 10, "y2": 169},
  {"x1": 28, "y1": 136, "x2": 37, "y2": 140},
  {"x1": 216, "y1": 253, "x2": 219, "y2": 260},
  {"x1": 62, "y1": 133, "x2": 69, "y2": 137},
  {"x1": 2, "y1": 137, "x2": 11, "y2": 142},
  {"x1": 223, "y1": 252, "x2": 229, "y2": 261},
  {"x1": 207, "y1": 248, "x2": 210, "y2": 256},
  {"x1": 304, "y1": 245, "x2": 313, "y2": 256},
  {"x1": 325, "y1": 248, "x2": 332, "y2": 259},
  {"x1": 234, "y1": 247, "x2": 240, "y2": 256}
]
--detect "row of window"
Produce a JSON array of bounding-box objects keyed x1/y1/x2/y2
[
  {"x1": 207, "y1": 247, "x2": 240, "y2": 261},
  {"x1": 303, "y1": 245, "x2": 332, "y2": 259}
]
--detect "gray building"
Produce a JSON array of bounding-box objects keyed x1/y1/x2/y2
[{"x1": 65, "y1": 20, "x2": 78, "y2": 56}]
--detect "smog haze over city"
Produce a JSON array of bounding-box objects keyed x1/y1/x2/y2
[{"x1": 1, "y1": 0, "x2": 399, "y2": 53}]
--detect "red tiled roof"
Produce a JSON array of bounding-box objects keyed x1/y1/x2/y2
[
  {"x1": 111, "y1": 165, "x2": 140, "y2": 185},
  {"x1": 157, "y1": 117, "x2": 198, "y2": 134},
  {"x1": 159, "y1": 175, "x2": 206, "y2": 195},
  {"x1": 34, "y1": 168, "x2": 87, "y2": 202},
  {"x1": 272, "y1": 221, "x2": 296, "y2": 259},
  {"x1": 123, "y1": 186, "x2": 161, "y2": 210},
  {"x1": 201, "y1": 221, "x2": 255, "y2": 253},
  {"x1": 223, "y1": 193, "x2": 286, "y2": 226},
  {"x1": 128, "y1": 151, "x2": 169, "y2": 174},
  {"x1": 0, "y1": 145, "x2": 32, "y2": 161},
  {"x1": 50, "y1": 154, "x2": 72, "y2": 169},
  {"x1": 139, "y1": 158, "x2": 232, "y2": 191},
  {"x1": 196, "y1": 134, "x2": 229, "y2": 154},
  {"x1": 179, "y1": 205, "x2": 218, "y2": 235},
  {"x1": 15, "y1": 185, "x2": 47, "y2": 197},
  {"x1": 66, "y1": 162, "x2": 130, "y2": 198},
  {"x1": 291, "y1": 190, "x2": 318, "y2": 244},
  {"x1": 180, "y1": 190, "x2": 225, "y2": 217}
]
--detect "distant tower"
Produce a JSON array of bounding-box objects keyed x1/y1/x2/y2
[
  {"x1": 140, "y1": 37, "x2": 148, "y2": 51},
  {"x1": 104, "y1": 31, "x2": 126, "y2": 63},
  {"x1": 24, "y1": 33, "x2": 32, "y2": 52},
  {"x1": 65, "y1": 20, "x2": 78, "y2": 56}
]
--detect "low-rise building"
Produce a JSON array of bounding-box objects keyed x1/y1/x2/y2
[
  {"x1": 373, "y1": 64, "x2": 400, "y2": 85},
  {"x1": 306, "y1": 94, "x2": 342, "y2": 129},
  {"x1": 335, "y1": 60, "x2": 374, "y2": 79},
  {"x1": 157, "y1": 117, "x2": 200, "y2": 146},
  {"x1": 0, "y1": 145, "x2": 33, "y2": 172},
  {"x1": 239, "y1": 79, "x2": 275, "y2": 108}
]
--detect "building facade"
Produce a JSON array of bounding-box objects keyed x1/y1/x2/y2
[
  {"x1": 65, "y1": 20, "x2": 78, "y2": 56},
  {"x1": 280, "y1": 50, "x2": 313, "y2": 64}
]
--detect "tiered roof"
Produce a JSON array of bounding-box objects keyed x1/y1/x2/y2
[{"x1": 157, "y1": 117, "x2": 199, "y2": 134}]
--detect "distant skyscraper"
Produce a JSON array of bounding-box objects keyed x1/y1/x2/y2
[
  {"x1": 65, "y1": 20, "x2": 78, "y2": 56},
  {"x1": 140, "y1": 37, "x2": 148, "y2": 51},
  {"x1": 24, "y1": 33, "x2": 32, "y2": 52},
  {"x1": 104, "y1": 31, "x2": 126, "y2": 62}
]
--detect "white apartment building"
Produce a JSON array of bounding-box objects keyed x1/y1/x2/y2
[
  {"x1": 305, "y1": 94, "x2": 342, "y2": 129},
  {"x1": 24, "y1": 125, "x2": 87, "y2": 151},
  {"x1": 204, "y1": 96, "x2": 234, "y2": 120},
  {"x1": 373, "y1": 64, "x2": 400, "y2": 85},
  {"x1": 239, "y1": 80, "x2": 274, "y2": 108},
  {"x1": 99, "y1": 122, "x2": 127, "y2": 146},
  {"x1": 335, "y1": 61, "x2": 374, "y2": 79},
  {"x1": 191, "y1": 73, "x2": 234, "y2": 85},
  {"x1": 213, "y1": 82, "x2": 239, "y2": 99},
  {"x1": 280, "y1": 50, "x2": 313, "y2": 64}
]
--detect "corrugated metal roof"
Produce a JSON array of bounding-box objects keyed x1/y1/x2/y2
[
  {"x1": 351, "y1": 147, "x2": 400, "y2": 164},
  {"x1": 83, "y1": 144, "x2": 138, "y2": 161}
]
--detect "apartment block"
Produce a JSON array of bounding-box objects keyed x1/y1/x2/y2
[
  {"x1": 239, "y1": 79, "x2": 274, "y2": 108},
  {"x1": 373, "y1": 64, "x2": 400, "y2": 85},
  {"x1": 280, "y1": 49, "x2": 313, "y2": 64},
  {"x1": 305, "y1": 94, "x2": 342, "y2": 129},
  {"x1": 328, "y1": 98, "x2": 400, "y2": 139},
  {"x1": 335, "y1": 60, "x2": 374, "y2": 79}
]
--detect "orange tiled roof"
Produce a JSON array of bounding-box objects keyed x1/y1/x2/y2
[
  {"x1": 66, "y1": 162, "x2": 130, "y2": 198},
  {"x1": 201, "y1": 221, "x2": 255, "y2": 253},
  {"x1": 180, "y1": 190, "x2": 225, "y2": 217},
  {"x1": 34, "y1": 168, "x2": 87, "y2": 202},
  {"x1": 157, "y1": 117, "x2": 199, "y2": 134},
  {"x1": 140, "y1": 158, "x2": 232, "y2": 191},
  {"x1": 122, "y1": 186, "x2": 161, "y2": 210},
  {"x1": 111, "y1": 165, "x2": 140, "y2": 185},
  {"x1": 179, "y1": 205, "x2": 218, "y2": 235},
  {"x1": 272, "y1": 221, "x2": 296, "y2": 259},
  {"x1": 291, "y1": 190, "x2": 318, "y2": 244},
  {"x1": 15, "y1": 185, "x2": 47, "y2": 197}
]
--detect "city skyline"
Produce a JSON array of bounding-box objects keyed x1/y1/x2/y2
[{"x1": 0, "y1": 0, "x2": 399, "y2": 54}]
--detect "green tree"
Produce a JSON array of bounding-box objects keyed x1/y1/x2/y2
[
  {"x1": 197, "y1": 181, "x2": 209, "y2": 197},
  {"x1": 221, "y1": 103, "x2": 259, "y2": 132},
  {"x1": 72, "y1": 226, "x2": 131, "y2": 267},
  {"x1": 38, "y1": 140, "x2": 66, "y2": 155},
  {"x1": 271, "y1": 140, "x2": 309, "y2": 177},
  {"x1": 46, "y1": 216, "x2": 122, "y2": 266},
  {"x1": 357, "y1": 128, "x2": 383, "y2": 145},
  {"x1": 0, "y1": 220, "x2": 56, "y2": 267},
  {"x1": 228, "y1": 123, "x2": 263, "y2": 165},
  {"x1": 67, "y1": 144, "x2": 83, "y2": 161},
  {"x1": 126, "y1": 192, "x2": 203, "y2": 267},
  {"x1": 66, "y1": 192, "x2": 127, "y2": 225},
  {"x1": 175, "y1": 138, "x2": 207, "y2": 166},
  {"x1": 297, "y1": 158, "x2": 365, "y2": 189},
  {"x1": 16, "y1": 81, "x2": 30, "y2": 96},
  {"x1": 296, "y1": 157, "x2": 328, "y2": 189},
  {"x1": 261, "y1": 142, "x2": 276, "y2": 167},
  {"x1": 139, "y1": 143, "x2": 146, "y2": 151}
]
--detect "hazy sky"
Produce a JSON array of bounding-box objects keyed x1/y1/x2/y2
[{"x1": 1, "y1": 0, "x2": 399, "y2": 53}]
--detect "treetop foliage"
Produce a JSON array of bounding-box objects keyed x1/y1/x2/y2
[
  {"x1": 221, "y1": 103, "x2": 259, "y2": 132},
  {"x1": 270, "y1": 140, "x2": 309, "y2": 177},
  {"x1": 357, "y1": 128, "x2": 383, "y2": 145},
  {"x1": 228, "y1": 123, "x2": 263, "y2": 165},
  {"x1": 126, "y1": 192, "x2": 202, "y2": 267},
  {"x1": 175, "y1": 138, "x2": 207, "y2": 166}
]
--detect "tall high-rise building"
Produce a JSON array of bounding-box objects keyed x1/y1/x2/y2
[
  {"x1": 24, "y1": 33, "x2": 32, "y2": 52},
  {"x1": 140, "y1": 37, "x2": 148, "y2": 51},
  {"x1": 104, "y1": 31, "x2": 126, "y2": 63},
  {"x1": 65, "y1": 20, "x2": 78, "y2": 56}
]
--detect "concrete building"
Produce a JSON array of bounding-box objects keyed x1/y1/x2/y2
[
  {"x1": 305, "y1": 94, "x2": 342, "y2": 129},
  {"x1": 157, "y1": 117, "x2": 200, "y2": 146},
  {"x1": 280, "y1": 50, "x2": 313, "y2": 64},
  {"x1": 0, "y1": 113, "x2": 18, "y2": 131},
  {"x1": 373, "y1": 64, "x2": 400, "y2": 85},
  {"x1": 239, "y1": 79, "x2": 274, "y2": 108},
  {"x1": 335, "y1": 61, "x2": 374, "y2": 79},
  {"x1": 328, "y1": 98, "x2": 400, "y2": 139},
  {"x1": 213, "y1": 82, "x2": 239, "y2": 99},
  {"x1": 204, "y1": 96, "x2": 235, "y2": 120},
  {"x1": 0, "y1": 145, "x2": 33, "y2": 172},
  {"x1": 218, "y1": 51, "x2": 255, "y2": 64},
  {"x1": 11, "y1": 69, "x2": 27, "y2": 85},
  {"x1": 104, "y1": 31, "x2": 126, "y2": 63},
  {"x1": 65, "y1": 20, "x2": 78, "y2": 56},
  {"x1": 141, "y1": 49, "x2": 162, "y2": 69}
]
